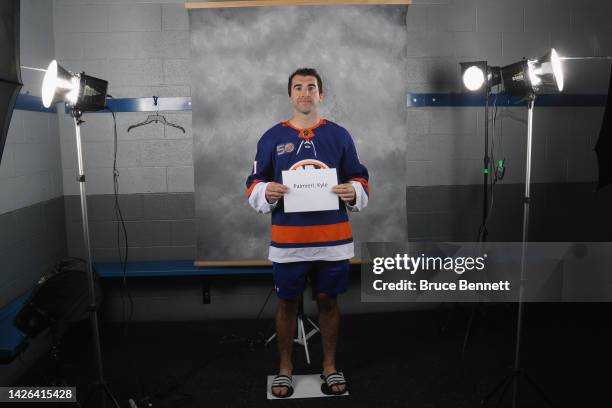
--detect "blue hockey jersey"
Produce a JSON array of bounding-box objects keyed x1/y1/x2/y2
[{"x1": 246, "y1": 119, "x2": 369, "y2": 263}]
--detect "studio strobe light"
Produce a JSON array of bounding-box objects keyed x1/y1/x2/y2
[
  {"x1": 483, "y1": 48, "x2": 565, "y2": 408},
  {"x1": 458, "y1": 60, "x2": 504, "y2": 351},
  {"x1": 462, "y1": 64, "x2": 486, "y2": 91},
  {"x1": 42, "y1": 60, "x2": 107, "y2": 112},
  {"x1": 460, "y1": 61, "x2": 502, "y2": 93},
  {"x1": 41, "y1": 60, "x2": 118, "y2": 408},
  {"x1": 501, "y1": 48, "x2": 564, "y2": 95}
]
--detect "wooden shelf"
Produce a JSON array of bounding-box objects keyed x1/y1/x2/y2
[{"x1": 186, "y1": 0, "x2": 411, "y2": 9}]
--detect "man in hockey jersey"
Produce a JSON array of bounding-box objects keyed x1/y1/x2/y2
[{"x1": 246, "y1": 68, "x2": 369, "y2": 398}]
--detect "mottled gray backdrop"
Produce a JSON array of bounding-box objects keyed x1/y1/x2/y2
[{"x1": 190, "y1": 5, "x2": 408, "y2": 261}]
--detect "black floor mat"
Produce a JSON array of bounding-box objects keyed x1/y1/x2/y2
[{"x1": 15, "y1": 303, "x2": 611, "y2": 408}]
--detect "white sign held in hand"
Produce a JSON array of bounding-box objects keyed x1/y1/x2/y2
[{"x1": 282, "y1": 168, "x2": 339, "y2": 213}]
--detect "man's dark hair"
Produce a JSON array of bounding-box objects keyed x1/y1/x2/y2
[{"x1": 288, "y1": 68, "x2": 323, "y2": 96}]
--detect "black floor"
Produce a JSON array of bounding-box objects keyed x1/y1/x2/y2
[{"x1": 16, "y1": 303, "x2": 611, "y2": 408}]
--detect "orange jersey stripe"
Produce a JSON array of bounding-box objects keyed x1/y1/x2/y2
[
  {"x1": 350, "y1": 177, "x2": 370, "y2": 193},
  {"x1": 271, "y1": 222, "x2": 353, "y2": 244},
  {"x1": 281, "y1": 118, "x2": 326, "y2": 132},
  {"x1": 289, "y1": 160, "x2": 330, "y2": 170},
  {"x1": 281, "y1": 119, "x2": 327, "y2": 141},
  {"x1": 245, "y1": 179, "x2": 262, "y2": 198}
]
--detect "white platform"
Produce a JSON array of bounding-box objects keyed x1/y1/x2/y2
[{"x1": 266, "y1": 374, "x2": 350, "y2": 400}]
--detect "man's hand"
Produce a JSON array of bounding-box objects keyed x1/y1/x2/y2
[
  {"x1": 332, "y1": 183, "x2": 356, "y2": 206},
  {"x1": 265, "y1": 182, "x2": 288, "y2": 204}
]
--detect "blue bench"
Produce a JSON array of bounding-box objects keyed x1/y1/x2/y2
[
  {"x1": 95, "y1": 260, "x2": 361, "y2": 304},
  {"x1": 1, "y1": 261, "x2": 268, "y2": 361},
  {"x1": 0, "y1": 290, "x2": 32, "y2": 363},
  {"x1": 95, "y1": 259, "x2": 363, "y2": 278},
  {"x1": 94, "y1": 260, "x2": 272, "y2": 304},
  {"x1": 95, "y1": 260, "x2": 272, "y2": 277}
]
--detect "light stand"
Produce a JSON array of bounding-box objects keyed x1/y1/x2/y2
[
  {"x1": 459, "y1": 62, "x2": 501, "y2": 351},
  {"x1": 41, "y1": 60, "x2": 119, "y2": 408},
  {"x1": 458, "y1": 62, "x2": 502, "y2": 244},
  {"x1": 461, "y1": 84, "x2": 491, "y2": 352},
  {"x1": 474, "y1": 49, "x2": 564, "y2": 407},
  {"x1": 72, "y1": 109, "x2": 120, "y2": 408},
  {"x1": 481, "y1": 94, "x2": 553, "y2": 408},
  {"x1": 482, "y1": 85, "x2": 491, "y2": 242}
]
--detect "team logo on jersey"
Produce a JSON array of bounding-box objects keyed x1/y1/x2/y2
[
  {"x1": 289, "y1": 159, "x2": 329, "y2": 170},
  {"x1": 276, "y1": 142, "x2": 295, "y2": 156}
]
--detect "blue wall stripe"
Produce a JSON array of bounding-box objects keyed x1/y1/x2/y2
[
  {"x1": 407, "y1": 93, "x2": 608, "y2": 107},
  {"x1": 15, "y1": 94, "x2": 608, "y2": 113},
  {"x1": 105, "y1": 96, "x2": 192, "y2": 113},
  {"x1": 63, "y1": 97, "x2": 193, "y2": 114},
  {"x1": 14, "y1": 94, "x2": 56, "y2": 113}
]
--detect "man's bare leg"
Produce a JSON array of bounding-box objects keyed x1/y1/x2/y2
[
  {"x1": 273, "y1": 297, "x2": 298, "y2": 397},
  {"x1": 317, "y1": 293, "x2": 346, "y2": 394}
]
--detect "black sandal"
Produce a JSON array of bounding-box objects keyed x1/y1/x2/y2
[
  {"x1": 320, "y1": 372, "x2": 348, "y2": 396},
  {"x1": 271, "y1": 374, "x2": 294, "y2": 398}
]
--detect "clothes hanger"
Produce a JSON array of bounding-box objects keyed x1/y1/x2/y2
[{"x1": 127, "y1": 96, "x2": 185, "y2": 133}]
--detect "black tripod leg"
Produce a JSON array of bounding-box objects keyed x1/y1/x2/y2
[
  {"x1": 522, "y1": 372, "x2": 554, "y2": 408},
  {"x1": 81, "y1": 385, "x2": 96, "y2": 408},
  {"x1": 82, "y1": 382, "x2": 120, "y2": 408},
  {"x1": 481, "y1": 375, "x2": 511, "y2": 407},
  {"x1": 463, "y1": 302, "x2": 478, "y2": 352},
  {"x1": 497, "y1": 375, "x2": 514, "y2": 408},
  {"x1": 103, "y1": 383, "x2": 121, "y2": 408}
]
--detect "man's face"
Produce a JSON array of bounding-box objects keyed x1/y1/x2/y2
[{"x1": 289, "y1": 75, "x2": 322, "y2": 115}]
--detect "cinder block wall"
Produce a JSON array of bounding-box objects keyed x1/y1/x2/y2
[
  {"x1": 0, "y1": 0, "x2": 65, "y2": 308},
  {"x1": 404, "y1": 0, "x2": 611, "y2": 187},
  {"x1": 404, "y1": 0, "x2": 612, "y2": 242},
  {"x1": 0, "y1": 0, "x2": 66, "y2": 387},
  {"x1": 54, "y1": 0, "x2": 195, "y2": 260}
]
